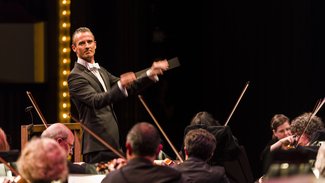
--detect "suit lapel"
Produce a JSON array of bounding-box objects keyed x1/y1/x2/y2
[{"x1": 75, "y1": 63, "x2": 106, "y2": 92}]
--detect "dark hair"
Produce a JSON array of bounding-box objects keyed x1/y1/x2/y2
[
  {"x1": 184, "y1": 128, "x2": 216, "y2": 161},
  {"x1": 270, "y1": 114, "x2": 290, "y2": 131},
  {"x1": 126, "y1": 122, "x2": 161, "y2": 156},
  {"x1": 190, "y1": 111, "x2": 221, "y2": 126},
  {"x1": 291, "y1": 112, "x2": 324, "y2": 139}
]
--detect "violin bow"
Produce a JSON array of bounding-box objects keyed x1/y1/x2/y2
[
  {"x1": 0, "y1": 155, "x2": 29, "y2": 183},
  {"x1": 138, "y1": 95, "x2": 184, "y2": 163},
  {"x1": 0, "y1": 156, "x2": 20, "y2": 176},
  {"x1": 0, "y1": 156, "x2": 27, "y2": 183},
  {"x1": 69, "y1": 114, "x2": 126, "y2": 159},
  {"x1": 224, "y1": 81, "x2": 250, "y2": 126},
  {"x1": 26, "y1": 91, "x2": 49, "y2": 128},
  {"x1": 295, "y1": 97, "x2": 325, "y2": 147}
]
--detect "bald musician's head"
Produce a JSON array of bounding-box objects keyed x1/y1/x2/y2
[
  {"x1": 41, "y1": 123, "x2": 74, "y2": 156},
  {"x1": 125, "y1": 122, "x2": 162, "y2": 160}
]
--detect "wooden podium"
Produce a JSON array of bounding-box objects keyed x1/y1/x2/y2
[{"x1": 21, "y1": 123, "x2": 83, "y2": 162}]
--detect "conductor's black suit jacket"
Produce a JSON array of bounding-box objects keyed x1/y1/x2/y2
[{"x1": 68, "y1": 62, "x2": 155, "y2": 155}]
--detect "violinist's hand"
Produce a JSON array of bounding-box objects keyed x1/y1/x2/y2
[
  {"x1": 154, "y1": 158, "x2": 176, "y2": 167},
  {"x1": 280, "y1": 135, "x2": 296, "y2": 150},
  {"x1": 120, "y1": 72, "x2": 136, "y2": 88},
  {"x1": 153, "y1": 160, "x2": 164, "y2": 166},
  {"x1": 2, "y1": 177, "x2": 16, "y2": 183},
  {"x1": 147, "y1": 59, "x2": 169, "y2": 80},
  {"x1": 2, "y1": 178, "x2": 12, "y2": 183},
  {"x1": 114, "y1": 158, "x2": 127, "y2": 170},
  {"x1": 107, "y1": 158, "x2": 127, "y2": 171},
  {"x1": 270, "y1": 135, "x2": 296, "y2": 151}
]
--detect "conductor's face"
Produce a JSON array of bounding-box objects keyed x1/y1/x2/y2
[{"x1": 72, "y1": 31, "x2": 97, "y2": 63}]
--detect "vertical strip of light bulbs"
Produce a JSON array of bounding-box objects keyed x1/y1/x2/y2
[{"x1": 58, "y1": 0, "x2": 71, "y2": 123}]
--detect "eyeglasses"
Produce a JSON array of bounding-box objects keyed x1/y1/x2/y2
[
  {"x1": 67, "y1": 141, "x2": 74, "y2": 153},
  {"x1": 57, "y1": 137, "x2": 74, "y2": 154}
]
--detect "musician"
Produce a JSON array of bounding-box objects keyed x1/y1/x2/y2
[
  {"x1": 0, "y1": 127, "x2": 10, "y2": 151},
  {"x1": 175, "y1": 128, "x2": 230, "y2": 183},
  {"x1": 180, "y1": 111, "x2": 254, "y2": 183},
  {"x1": 101, "y1": 122, "x2": 183, "y2": 183},
  {"x1": 288, "y1": 112, "x2": 325, "y2": 160},
  {"x1": 260, "y1": 114, "x2": 293, "y2": 175},
  {"x1": 258, "y1": 112, "x2": 325, "y2": 182},
  {"x1": 0, "y1": 127, "x2": 13, "y2": 177},
  {"x1": 180, "y1": 111, "x2": 241, "y2": 165},
  {"x1": 68, "y1": 27, "x2": 169, "y2": 164},
  {"x1": 41, "y1": 123, "x2": 97, "y2": 174},
  {"x1": 16, "y1": 137, "x2": 68, "y2": 183},
  {"x1": 264, "y1": 112, "x2": 324, "y2": 161},
  {"x1": 314, "y1": 142, "x2": 325, "y2": 177},
  {"x1": 291, "y1": 112, "x2": 324, "y2": 147}
]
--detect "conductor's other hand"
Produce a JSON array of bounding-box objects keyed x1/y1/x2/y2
[
  {"x1": 120, "y1": 72, "x2": 136, "y2": 88},
  {"x1": 148, "y1": 59, "x2": 169, "y2": 78}
]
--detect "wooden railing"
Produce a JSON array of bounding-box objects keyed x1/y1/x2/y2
[{"x1": 21, "y1": 123, "x2": 82, "y2": 162}]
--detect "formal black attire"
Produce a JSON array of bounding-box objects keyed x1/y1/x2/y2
[
  {"x1": 68, "y1": 161, "x2": 97, "y2": 174},
  {"x1": 181, "y1": 124, "x2": 254, "y2": 183},
  {"x1": 181, "y1": 124, "x2": 241, "y2": 166},
  {"x1": 68, "y1": 62, "x2": 155, "y2": 163},
  {"x1": 174, "y1": 157, "x2": 230, "y2": 183},
  {"x1": 101, "y1": 157, "x2": 183, "y2": 183},
  {"x1": 260, "y1": 138, "x2": 278, "y2": 175}
]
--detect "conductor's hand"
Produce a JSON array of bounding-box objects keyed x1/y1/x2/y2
[
  {"x1": 148, "y1": 59, "x2": 169, "y2": 78},
  {"x1": 120, "y1": 72, "x2": 136, "y2": 88}
]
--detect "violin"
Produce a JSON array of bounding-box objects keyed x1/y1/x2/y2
[
  {"x1": 95, "y1": 158, "x2": 127, "y2": 174},
  {"x1": 153, "y1": 158, "x2": 181, "y2": 167},
  {"x1": 96, "y1": 162, "x2": 111, "y2": 174},
  {"x1": 0, "y1": 156, "x2": 27, "y2": 183},
  {"x1": 95, "y1": 157, "x2": 180, "y2": 174}
]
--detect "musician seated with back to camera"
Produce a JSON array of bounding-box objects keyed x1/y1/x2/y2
[
  {"x1": 101, "y1": 122, "x2": 183, "y2": 183},
  {"x1": 174, "y1": 128, "x2": 230, "y2": 183},
  {"x1": 179, "y1": 111, "x2": 241, "y2": 166}
]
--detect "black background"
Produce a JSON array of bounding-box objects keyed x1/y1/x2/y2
[{"x1": 0, "y1": 0, "x2": 325, "y2": 179}]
